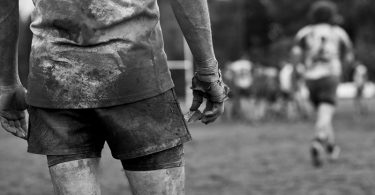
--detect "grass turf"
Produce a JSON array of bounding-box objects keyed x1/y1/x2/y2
[{"x1": 0, "y1": 99, "x2": 374, "y2": 195}]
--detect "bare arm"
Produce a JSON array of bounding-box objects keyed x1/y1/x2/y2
[
  {"x1": 169, "y1": 0, "x2": 229, "y2": 124},
  {"x1": 0, "y1": 0, "x2": 28, "y2": 139},
  {"x1": 169, "y1": 0, "x2": 218, "y2": 82},
  {"x1": 0, "y1": 0, "x2": 20, "y2": 86}
]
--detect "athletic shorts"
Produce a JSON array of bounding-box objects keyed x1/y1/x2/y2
[
  {"x1": 306, "y1": 76, "x2": 339, "y2": 108},
  {"x1": 27, "y1": 89, "x2": 191, "y2": 167}
]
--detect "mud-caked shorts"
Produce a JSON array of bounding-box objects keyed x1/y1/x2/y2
[
  {"x1": 306, "y1": 76, "x2": 339, "y2": 108},
  {"x1": 27, "y1": 89, "x2": 191, "y2": 166}
]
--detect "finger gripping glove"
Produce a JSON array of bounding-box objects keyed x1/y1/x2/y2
[{"x1": 191, "y1": 71, "x2": 230, "y2": 103}]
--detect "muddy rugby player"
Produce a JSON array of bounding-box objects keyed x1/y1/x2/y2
[{"x1": 0, "y1": 0, "x2": 229, "y2": 194}]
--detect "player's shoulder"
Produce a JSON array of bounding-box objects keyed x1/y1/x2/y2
[
  {"x1": 309, "y1": 24, "x2": 338, "y2": 34},
  {"x1": 295, "y1": 25, "x2": 313, "y2": 40},
  {"x1": 305, "y1": 24, "x2": 350, "y2": 40},
  {"x1": 296, "y1": 24, "x2": 328, "y2": 36},
  {"x1": 330, "y1": 25, "x2": 348, "y2": 36}
]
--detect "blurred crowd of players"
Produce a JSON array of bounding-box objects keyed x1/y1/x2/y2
[
  {"x1": 222, "y1": 0, "x2": 371, "y2": 168},
  {"x1": 222, "y1": 53, "x2": 369, "y2": 123}
]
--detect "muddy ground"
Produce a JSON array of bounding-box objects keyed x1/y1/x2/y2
[{"x1": 0, "y1": 99, "x2": 374, "y2": 195}]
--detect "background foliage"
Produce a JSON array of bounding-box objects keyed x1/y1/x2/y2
[{"x1": 159, "y1": 0, "x2": 375, "y2": 81}]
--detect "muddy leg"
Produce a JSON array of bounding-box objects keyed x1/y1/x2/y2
[
  {"x1": 125, "y1": 167, "x2": 185, "y2": 195},
  {"x1": 49, "y1": 158, "x2": 101, "y2": 195}
]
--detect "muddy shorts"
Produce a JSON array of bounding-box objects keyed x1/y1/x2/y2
[
  {"x1": 306, "y1": 76, "x2": 339, "y2": 108},
  {"x1": 27, "y1": 89, "x2": 191, "y2": 169}
]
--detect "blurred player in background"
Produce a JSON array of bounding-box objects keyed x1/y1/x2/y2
[
  {"x1": 223, "y1": 57, "x2": 253, "y2": 121},
  {"x1": 251, "y1": 65, "x2": 279, "y2": 121},
  {"x1": 353, "y1": 61, "x2": 368, "y2": 115},
  {"x1": 223, "y1": 57, "x2": 280, "y2": 122},
  {"x1": 292, "y1": 0, "x2": 354, "y2": 167},
  {"x1": 279, "y1": 59, "x2": 311, "y2": 121}
]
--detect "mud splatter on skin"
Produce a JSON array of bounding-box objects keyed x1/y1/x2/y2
[
  {"x1": 125, "y1": 167, "x2": 185, "y2": 195},
  {"x1": 50, "y1": 159, "x2": 101, "y2": 194}
]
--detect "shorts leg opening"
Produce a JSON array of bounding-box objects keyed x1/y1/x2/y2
[
  {"x1": 121, "y1": 145, "x2": 184, "y2": 171},
  {"x1": 47, "y1": 152, "x2": 101, "y2": 167}
]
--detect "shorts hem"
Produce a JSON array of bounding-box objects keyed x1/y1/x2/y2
[
  {"x1": 47, "y1": 155, "x2": 101, "y2": 167},
  {"x1": 113, "y1": 135, "x2": 192, "y2": 160},
  {"x1": 122, "y1": 160, "x2": 184, "y2": 171}
]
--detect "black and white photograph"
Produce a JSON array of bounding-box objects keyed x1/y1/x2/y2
[{"x1": 1, "y1": 0, "x2": 375, "y2": 194}]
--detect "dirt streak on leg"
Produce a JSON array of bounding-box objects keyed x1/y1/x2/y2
[
  {"x1": 49, "y1": 158, "x2": 101, "y2": 195},
  {"x1": 125, "y1": 167, "x2": 185, "y2": 195}
]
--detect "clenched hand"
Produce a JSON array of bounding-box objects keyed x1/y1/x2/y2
[
  {"x1": 0, "y1": 85, "x2": 28, "y2": 139},
  {"x1": 190, "y1": 73, "x2": 229, "y2": 124}
]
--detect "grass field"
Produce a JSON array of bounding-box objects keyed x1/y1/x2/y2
[{"x1": 0, "y1": 99, "x2": 375, "y2": 195}]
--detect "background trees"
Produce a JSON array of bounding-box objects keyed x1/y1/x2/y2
[{"x1": 159, "y1": 0, "x2": 375, "y2": 80}]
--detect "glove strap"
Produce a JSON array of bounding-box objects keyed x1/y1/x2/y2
[
  {"x1": 195, "y1": 58, "x2": 220, "y2": 82},
  {"x1": 191, "y1": 71, "x2": 230, "y2": 103}
]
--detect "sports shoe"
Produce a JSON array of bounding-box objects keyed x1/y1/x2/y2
[
  {"x1": 310, "y1": 140, "x2": 325, "y2": 168},
  {"x1": 326, "y1": 144, "x2": 341, "y2": 161}
]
